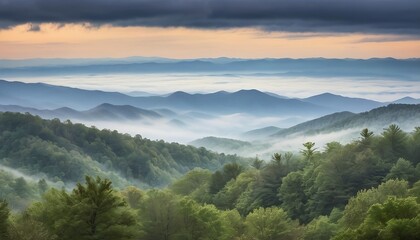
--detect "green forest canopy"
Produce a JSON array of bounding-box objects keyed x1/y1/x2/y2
[
  {"x1": 0, "y1": 112, "x2": 420, "y2": 239},
  {"x1": 0, "y1": 112, "x2": 245, "y2": 188}
]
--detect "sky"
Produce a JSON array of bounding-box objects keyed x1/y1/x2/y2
[
  {"x1": 0, "y1": 0, "x2": 419, "y2": 149},
  {"x1": 0, "y1": 0, "x2": 420, "y2": 59}
]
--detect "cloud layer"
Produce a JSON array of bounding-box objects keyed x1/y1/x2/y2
[
  {"x1": 10, "y1": 73, "x2": 420, "y2": 102},
  {"x1": 1, "y1": 0, "x2": 419, "y2": 35}
]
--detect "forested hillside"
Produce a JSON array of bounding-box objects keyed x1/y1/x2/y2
[
  {"x1": 191, "y1": 104, "x2": 420, "y2": 157},
  {"x1": 0, "y1": 112, "x2": 243, "y2": 189},
  {"x1": 190, "y1": 136, "x2": 253, "y2": 152},
  {"x1": 1, "y1": 117, "x2": 419, "y2": 239},
  {"x1": 273, "y1": 104, "x2": 420, "y2": 137}
]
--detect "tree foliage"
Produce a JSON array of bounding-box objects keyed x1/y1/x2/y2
[
  {"x1": 0, "y1": 112, "x2": 245, "y2": 187},
  {"x1": 1, "y1": 116, "x2": 419, "y2": 240},
  {"x1": 28, "y1": 176, "x2": 139, "y2": 240},
  {"x1": 335, "y1": 197, "x2": 420, "y2": 240},
  {"x1": 0, "y1": 200, "x2": 10, "y2": 240},
  {"x1": 245, "y1": 207, "x2": 301, "y2": 240}
]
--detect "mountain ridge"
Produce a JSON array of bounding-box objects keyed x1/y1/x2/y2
[
  {"x1": 191, "y1": 104, "x2": 420, "y2": 156},
  {"x1": 0, "y1": 103, "x2": 163, "y2": 121},
  {"x1": 0, "y1": 80, "x2": 331, "y2": 117},
  {"x1": 1, "y1": 58, "x2": 419, "y2": 80},
  {"x1": 272, "y1": 104, "x2": 420, "y2": 137},
  {"x1": 301, "y1": 93, "x2": 385, "y2": 113},
  {"x1": 1, "y1": 79, "x2": 418, "y2": 120},
  {"x1": 0, "y1": 111, "x2": 246, "y2": 187}
]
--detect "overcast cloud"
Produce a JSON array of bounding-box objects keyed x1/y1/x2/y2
[{"x1": 0, "y1": 0, "x2": 419, "y2": 35}]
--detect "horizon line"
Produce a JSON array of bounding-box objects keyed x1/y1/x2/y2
[{"x1": 1, "y1": 56, "x2": 420, "y2": 61}]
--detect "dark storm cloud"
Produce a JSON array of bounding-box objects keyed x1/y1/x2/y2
[{"x1": 0, "y1": 0, "x2": 419, "y2": 35}]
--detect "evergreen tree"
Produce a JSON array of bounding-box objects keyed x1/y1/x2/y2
[
  {"x1": 301, "y1": 142, "x2": 317, "y2": 162},
  {"x1": 252, "y1": 156, "x2": 264, "y2": 170},
  {"x1": 359, "y1": 128, "x2": 374, "y2": 148},
  {"x1": 380, "y1": 124, "x2": 408, "y2": 161},
  {"x1": 386, "y1": 158, "x2": 418, "y2": 183},
  {"x1": 0, "y1": 200, "x2": 10, "y2": 240},
  {"x1": 38, "y1": 179, "x2": 49, "y2": 194}
]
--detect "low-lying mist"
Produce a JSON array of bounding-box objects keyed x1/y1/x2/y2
[
  {"x1": 68, "y1": 112, "x2": 420, "y2": 160},
  {"x1": 2, "y1": 72, "x2": 419, "y2": 160},
  {"x1": 0, "y1": 164, "x2": 71, "y2": 190},
  {"x1": 81, "y1": 113, "x2": 309, "y2": 143}
]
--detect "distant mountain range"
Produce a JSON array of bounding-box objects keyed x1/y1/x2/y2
[
  {"x1": 301, "y1": 93, "x2": 384, "y2": 113},
  {"x1": 1, "y1": 58, "x2": 419, "y2": 80},
  {"x1": 0, "y1": 103, "x2": 163, "y2": 122},
  {"x1": 1, "y1": 79, "x2": 418, "y2": 119},
  {"x1": 0, "y1": 79, "x2": 328, "y2": 117},
  {"x1": 1, "y1": 78, "x2": 419, "y2": 157},
  {"x1": 392, "y1": 97, "x2": 420, "y2": 104},
  {"x1": 0, "y1": 56, "x2": 239, "y2": 68},
  {"x1": 164, "y1": 90, "x2": 330, "y2": 116},
  {"x1": 241, "y1": 126, "x2": 284, "y2": 140},
  {"x1": 0, "y1": 79, "x2": 136, "y2": 110}
]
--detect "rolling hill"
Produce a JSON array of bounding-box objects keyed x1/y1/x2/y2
[
  {"x1": 272, "y1": 104, "x2": 420, "y2": 137},
  {"x1": 163, "y1": 89, "x2": 330, "y2": 116},
  {"x1": 0, "y1": 79, "x2": 137, "y2": 109},
  {"x1": 189, "y1": 136, "x2": 270, "y2": 156},
  {"x1": 272, "y1": 111, "x2": 357, "y2": 137},
  {"x1": 190, "y1": 136, "x2": 252, "y2": 151},
  {"x1": 0, "y1": 111, "x2": 246, "y2": 187},
  {"x1": 0, "y1": 103, "x2": 162, "y2": 121},
  {"x1": 301, "y1": 93, "x2": 384, "y2": 113},
  {"x1": 1, "y1": 79, "x2": 418, "y2": 126},
  {"x1": 241, "y1": 126, "x2": 284, "y2": 140},
  {"x1": 191, "y1": 104, "x2": 420, "y2": 156},
  {"x1": 393, "y1": 97, "x2": 420, "y2": 104},
  {"x1": 83, "y1": 103, "x2": 161, "y2": 120},
  {"x1": 0, "y1": 80, "x2": 331, "y2": 117}
]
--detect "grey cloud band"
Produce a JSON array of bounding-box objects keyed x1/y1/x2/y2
[{"x1": 0, "y1": 0, "x2": 419, "y2": 35}]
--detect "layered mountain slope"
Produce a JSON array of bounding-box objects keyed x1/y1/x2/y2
[
  {"x1": 272, "y1": 104, "x2": 420, "y2": 137},
  {"x1": 301, "y1": 93, "x2": 384, "y2": 112},
  {"x1": 0, "y1": 80, "x2": 330, "y2": 116},
  {"x1": 0, "y1": 112, "x2": 245, "y2": 187},
  {"x1": 0, "y1": 103, "x2": 162, "y2": 121},
  {"x1": 193, "y1": 104, "x2": 420, "y2": 156}
]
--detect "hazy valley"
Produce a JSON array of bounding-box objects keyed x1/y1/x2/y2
[
  {"x1": 2, "y1": 0, "x2": 420, "y2": 237},
  {"x1": 1, "y1": 57, "x2": 419, "y2": 240},
  {"x1": 1, "y1": 73, "x2": 419, "y2": 157}
]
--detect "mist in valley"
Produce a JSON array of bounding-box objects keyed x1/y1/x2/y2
[
  {"x1": 1, "y1": 60, "x2": 420, "y2": 160},
  {"x1": 8, "y1": 73, "x2": 420, "y2": 102},
  {"x1": 0, "y1": 73, "x2": 420, "y2": 159}
]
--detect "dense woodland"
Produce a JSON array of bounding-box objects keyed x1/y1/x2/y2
[
  {"x1": 1, "y1": 112, "x2": 420, "y2": 239},
  {"x1": 0, "y1": 112, "x2": 242, "y2": 188}
]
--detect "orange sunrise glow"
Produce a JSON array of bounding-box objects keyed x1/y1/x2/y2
[{"x1": 1, "y1": 24, "x2": 419, "y2": 59}]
